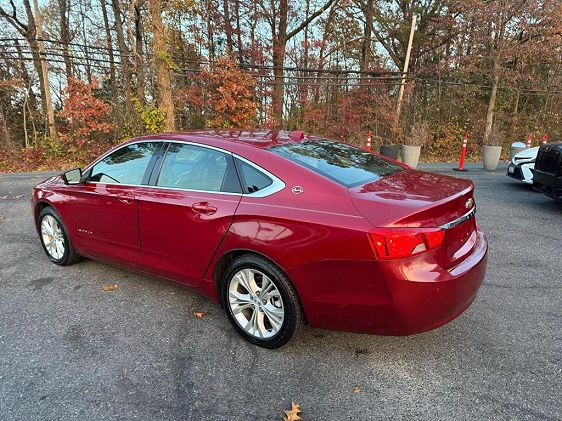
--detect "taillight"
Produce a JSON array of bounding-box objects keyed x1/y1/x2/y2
[{"x1": 368, "y1": 228, "x2": 445, "y2": 259}]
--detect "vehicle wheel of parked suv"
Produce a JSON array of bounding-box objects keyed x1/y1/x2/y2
[
  {"x1": 222, "y1": 254, "x2": 304, "y2": 348},
  {"x1": 38, "y1": 206, "x2": 81, "y2": 266}
]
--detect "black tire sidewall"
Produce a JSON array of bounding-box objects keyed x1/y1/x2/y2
[
  {"x1": 221, "y1": 255, "x2": 301, "y2": 348},
  {"x1": 38, "y1": 207, "x2": 72, "y2": 265}
]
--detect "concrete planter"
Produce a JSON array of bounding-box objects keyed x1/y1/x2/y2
[
  {"x1": 402, "y1": 145, "x2": 421, "y2": 168},
  {"x1": 482, "y1": 145, "x2": 502, "y2": 171}
]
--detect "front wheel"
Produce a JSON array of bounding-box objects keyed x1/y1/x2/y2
[
  {"x1": 38, "y1": 206, "x2": 81, "y2": 266},
  {"x1": 221, "y1": 255, "x2": 304, "y2": 349}
]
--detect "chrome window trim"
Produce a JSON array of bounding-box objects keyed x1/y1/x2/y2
[
  {"x1": 234, "y1": 155, "x2": 286, "y2": 198},
  {"x1": 84, "y1": 139, "x2": 285, "y2": 198},
  {"x1": 439, "y1": 206, "x2": 476, "y2": 230}
]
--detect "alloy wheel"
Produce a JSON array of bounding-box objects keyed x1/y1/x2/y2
[
  {"x1": 227, "y1": 268, "x2": 285, "y2": 339},
  {"x1": 41, "y1": 215, "x2": 65, "y2": 260}
]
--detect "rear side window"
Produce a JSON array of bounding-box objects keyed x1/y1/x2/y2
[
  {"x1": 269, "y1": 140, "x2": 403, "y2": 187},
  {"x1": 156, "y1": 143, "x2": 241, "y2": 193},
  {"x1": 90, "y1": 142, "x2": 158, "y2": 185},
  {"x1": 236, "y1": 159, "x2": 273, "y2": 193}
]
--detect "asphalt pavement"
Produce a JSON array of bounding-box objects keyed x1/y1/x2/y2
[{"x1": 0, "y1": 163, "x2": 560, "y2": 420}]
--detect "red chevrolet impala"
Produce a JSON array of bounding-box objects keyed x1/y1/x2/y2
[{"x1": 32, "y1": 130, "x2": 487, "y2": 348}]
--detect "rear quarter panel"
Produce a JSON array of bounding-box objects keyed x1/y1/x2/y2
[{"x1": 200, "y1": 158, "x2": 392, "y2": 324}]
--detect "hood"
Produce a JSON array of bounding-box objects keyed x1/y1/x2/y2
[{"x1": 513, "y1": 147, "x2": 539, "y2": 163}]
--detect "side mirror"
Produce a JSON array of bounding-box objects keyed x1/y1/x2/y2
[{"x1": 63, "y1": 168, "x2": 82, "y2": 185}]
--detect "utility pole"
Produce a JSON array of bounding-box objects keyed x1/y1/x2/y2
[
  {"x1": 396, "y1": 13, "x2": 417, "y2": 120},
  {"x1": 33, "y1": 0, "x2": 57, "y2": 140}
]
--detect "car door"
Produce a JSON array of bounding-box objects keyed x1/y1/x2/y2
[
  {"x1": 137, "y1": 142, "x2": 242, "y2": 285},
  {"x1": 64, "y1": 141, "x2": 161, "y2": 266}
]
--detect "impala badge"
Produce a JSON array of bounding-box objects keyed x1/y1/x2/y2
[{"x1": 465, "y1": 198, "x2": 474, "y2": 209}]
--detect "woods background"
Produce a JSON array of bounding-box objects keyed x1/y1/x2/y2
[{"x1": 0, "y1": 0, "x2": 561, "y2": 171}]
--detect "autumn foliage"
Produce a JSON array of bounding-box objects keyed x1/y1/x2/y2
[
  {"x1": 1, "y1": 0, "x2": 562, "y2": 172},
  {"x1": 179, "y1": 56, "x2": 258, "y2": 129},
  {"x1": 59, "y1": 78, "x2": 113, "y2": 149},
  {"x1": 0, "y1": 78, "x2": 114, "y2": 171}
]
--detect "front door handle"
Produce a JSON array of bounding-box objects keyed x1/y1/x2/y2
[
  {"x1": 192, "y1": 202, "x2": 218, "y2": 215},
  {"x1": 117, "y1": 196, "x2": 135, "y2": 204}
]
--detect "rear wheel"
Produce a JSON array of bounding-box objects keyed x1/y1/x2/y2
[
  {"x1": 38, "y1": 206, "x2": 81, "y2": 266},
  {"x1": 221, "y1": 254, "x2": 303, "y2": 348}
]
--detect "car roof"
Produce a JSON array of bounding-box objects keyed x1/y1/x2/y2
[{"x1": 130, "y1": 129, "x2": 320, "y2": 151}]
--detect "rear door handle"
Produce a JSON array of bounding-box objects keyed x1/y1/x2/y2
[{"x1": 192, "y1": 202, "x2": 217, "y2": 215}]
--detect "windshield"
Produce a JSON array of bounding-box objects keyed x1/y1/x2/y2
[{"x1": 269, "y1": 140, "x2": 403, "y2": 187}]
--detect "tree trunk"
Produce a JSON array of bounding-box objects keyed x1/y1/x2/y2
[
  {"x1": 483, "y1": 9, "x2": 505, "y2": 145},
  {"x1": 271, "y1": 0, "x2": 288, "y2": 127},
  {"x1": 223, "y1": 0, "x2": 233, "y2": 54},
  {"x1": 32, "y1": 0, "x2": 57, "y2": 140},
  {"x1": 78, "y1": 0, "x2": 92, "y2": 83},
  {"x1": 134, "y1": 2, "x2": 145, "y2": 103},
  {"x1": 360, "y1": 0, "x2": 373, "y2": 73},
  {"x1": 314, "y1": 5, "x2": 336, "y2": 103},
  {"x1": 234, "y1": 0, "x2": 243, "y2": 64},
  {"x1": 205, "y1": 0, "x2": 215, "y2": 60},
  {"x1": 57, "y1": 0, "x2": 73, "y2": 81},
  {"x1": 148, "y1": 0, "x2": 175, "y2": 130},
  {"x1": 100, "y1": 0, "x2": 118, "y2": 106},
  {"x1": 111, "y1": 0, "x2": 134, "y2": 116},
  {"x1": 483, "y1": 55, "x2": 500, "y2": 144}
]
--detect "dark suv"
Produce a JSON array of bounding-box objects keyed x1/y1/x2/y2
[{"x1": 533, "y1": 142, "x2": 562, "y2": 201}]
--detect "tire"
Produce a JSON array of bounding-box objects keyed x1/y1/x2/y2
[
  {"x1": 38, "y1": 206, "x2": 82, "y2": 266},
  {"x1": 221, "y1": 254, "x2": 304, "y2": 349}
]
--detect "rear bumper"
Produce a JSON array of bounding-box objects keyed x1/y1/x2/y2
[
  {"x1": 290, "y1": 229, "x2": 488, "y2": 335},
  {"x1": 533, "y1": 169, "x2": 562, "y2": 200}
]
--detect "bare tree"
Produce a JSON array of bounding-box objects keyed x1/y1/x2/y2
[
  {"x1": 266, "y1": 0, "x2": 339, "y2": 126},
  {"x1": 0, "y1": 0, "x2": 57, "y2": 139}
]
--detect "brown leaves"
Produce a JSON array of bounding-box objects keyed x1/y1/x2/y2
[
  {"x1": 352, "y1": 385, "x2": 361, "y2": 393},
  {"x1": 192, "y1": 311, "x2": 208, "y2": 319},
  {"x1": 100, "y1": 284, "x2": 118, "y2": 292},
  {"x1": 282, "y1": 402, "x2": 302, "y2": 421},
  {"x1": 0, "y1": 195, "x2": 24, "y2": 200}
]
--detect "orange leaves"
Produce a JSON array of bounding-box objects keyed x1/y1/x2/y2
[
  {"x1": 192, "y1": 311, "x2": 208, "y2": 319},
  {"x1": 282, "y1": 402, "x2": 302, "y2": 421},
  {"x1": 179, "y1": 56, "x2": 258, "y2": 129},
  {"x1": 352, "y1": 385, "x2": 361, "y2": 393},
  {"x1": 100, "y1": 284, "x2": 118, "y2": 292},
  {"x1": 59, "y1": 77, "x2": 112, "y2": 149}
]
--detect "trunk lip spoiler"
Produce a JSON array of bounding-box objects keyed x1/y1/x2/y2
[{"x1": 439, "y1": 206, "x2": 476, "y2": 230}]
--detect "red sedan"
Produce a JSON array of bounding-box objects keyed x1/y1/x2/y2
[{"x1": 32, "y1": 130, "x2": 487, "y2": 348}]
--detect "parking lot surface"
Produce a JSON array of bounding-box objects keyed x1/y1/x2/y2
[{"x1": 0, "y1": 164, "x2": 561, "y2": 420}]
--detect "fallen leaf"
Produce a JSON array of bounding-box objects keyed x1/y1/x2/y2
[
  {"x1": 13, "y1": 195, "x2": 23, "y2": 199},
  {"x1": 283, "y1": 402, "x2": 302, "y2": 421},
  {"x1": 101, "y1": 284, "x2": 118, "y2": 292},
  {"x1": 193, "y1": 311, "x2": 208, "y2": 318},
  {"x1": 352, "y1": 386, "x2": 361, "y2": 393},
  {"x1": 0, "y1": 195, "x2": 7, "y2": 199}
]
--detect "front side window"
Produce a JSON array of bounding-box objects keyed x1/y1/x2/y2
[
  {"x1": 269, "y1": 140, "x2": 403, "y2": 187},
  {"x1": 156, "y1": 143, "x2": 237, "y2": 192},
  {"x1": 90, "y1": 142, "x2": 159, "y2": 185}
]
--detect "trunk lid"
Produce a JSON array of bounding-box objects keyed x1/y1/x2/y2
[{"x1": 349, "y1": 169, "x2": 476, "y2": 267}]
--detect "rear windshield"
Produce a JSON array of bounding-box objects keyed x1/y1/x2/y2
[{"x1": 269, "y1": 140, "x2": 403, "y2": 187}]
